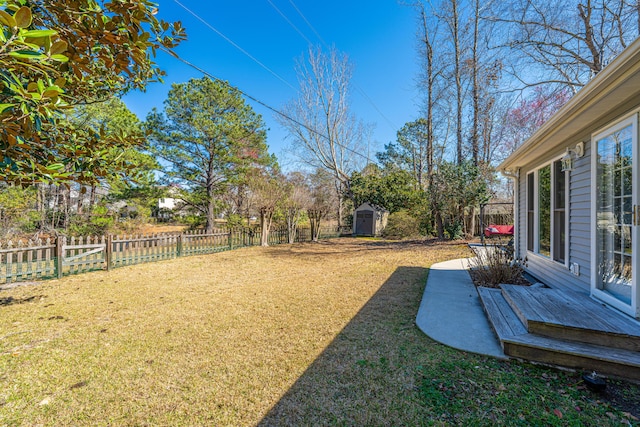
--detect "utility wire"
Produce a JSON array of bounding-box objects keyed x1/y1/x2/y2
[
  {"x1": 266, "y1": 0, "x2": 313, "y2": 45},
  {"x1": 157, "y1": 46, "x2": 370, "y2": 163},
  {"x1": 168, "y1": 1, "x2": 371, "y2": 162},
  {"x1": 172, "y1": 0, "x2": 296, "y2": 91},
  {"x1": 288, "y1": 0, "x2": 328, "y2": 47}
]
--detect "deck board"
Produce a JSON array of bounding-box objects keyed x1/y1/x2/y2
[
  {"x1": 477, "y1": 284, "x2": 640, "y2": 380},
  {"x1": 500, "y1": 284, "x2": 640, "y2": 337},
  {"x1": 505, "y1": 334, "x2": 640, "y2": 366},
  {"x1": 477, "y1": 287, "x2": 527, "y2": 338}
]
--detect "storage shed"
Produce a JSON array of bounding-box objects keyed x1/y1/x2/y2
[{"x1": 352, "y1": 203, "x2": 388, "y2": 236}]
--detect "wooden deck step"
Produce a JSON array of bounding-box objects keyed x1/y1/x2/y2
[
  {"x1": 501, "y1": 284, "x2": 640, "y2": 351},
  {"x1": 503, "y1": 334, "x2": 640, "y2": 381},
  {"x1": 477, "y1": 287, "x2": 527, "y2": 343},
  {"x1": 477, "y1": 286, "x2": 640, "y2": 381}
]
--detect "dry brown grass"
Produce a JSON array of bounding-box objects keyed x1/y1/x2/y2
[
  {"x1": 0, "y1": 239, "x2": 467, "y2": 426},
  {"x1": 1, "y1": 238, "x2": 638, "y2": 426}
]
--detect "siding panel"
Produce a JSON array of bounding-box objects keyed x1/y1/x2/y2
[{"x1": 516, "y1": 142, "x2": 592, "y2": 294}]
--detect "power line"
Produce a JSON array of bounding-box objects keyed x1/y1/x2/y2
[
  {"x1": 157, "y1": 46, "x2": 370, "y2": 163},
  {"x1": 288, "y1": 0, "x2": 328, "y2": 47},
  {"x1": 266, "y1": 0, "x2": 313, "y2": 45},
  {"x1": 172, "y1": 0, "x2": 296, "y2": 91},
  {"x1": 168, "y1": 1, "x2": 373, "y2": 163}
]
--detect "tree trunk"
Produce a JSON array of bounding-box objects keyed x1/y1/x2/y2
[
  {"x1": 89, "y1": 185, "x2": 97, "y2": 213},
  {"x1": 62, "y1": 187, "x2": 71, "y2": 231},
  {"x1": 205, "y1": 187, "x2": 215, "y2": 233},
  {"x1": 286, "y1": 207, "x2": 298, "y2": 244},
  {"x1": 435, "y1": 210, "x2": 445, "y2": 240},
  {"x1": 451, "y1": 0, "x2": 463, "y2": 165},
  {"x1": 259, "y1": 206, "x2": 273, "y2": 246},
  {"x1": 420, "y1": 4, "x2": 436, "y2": 190},
  {"x1": 36, "y1": 184, "x2": 46, "y2": 231},
  {"x1": 76, "y1": 184, "x2": 84, "y2": 216},
  {"x1": 308, "y1": 208, "x2": 323, "y2": 242},
  {"x1": 471, "y1": 0, "x2": 480, "y2": 166}
]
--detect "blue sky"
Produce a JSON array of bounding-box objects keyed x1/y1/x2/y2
[{"x1": 122, "y1": 1, "x2": 423, "y2": 169}]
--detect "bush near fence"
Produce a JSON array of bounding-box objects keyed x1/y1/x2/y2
[{"x1": 0, "y1": 225, "x2": 350, "y2": 285}]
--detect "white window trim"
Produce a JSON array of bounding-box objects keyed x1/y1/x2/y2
[
  {"x1": 590, "y1": 112, "x2": 639, "y2": 318},
  {"x1": 525, "y1": 157, "x2": 569, "y2": 268}
]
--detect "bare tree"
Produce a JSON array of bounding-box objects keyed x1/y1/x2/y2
[
  {"x1": 418, "y1": 2, "x2": 443, "y2": 188},
  {"x1": 278, "y1": 46, "x2": 367, "y2": 226},
  {"x1": 470, "y1": 0, "x2": 481, "y2": 166},
  {"x1": 248, "y1": 167, "x2": 287, "y2": 247},
  {"x1": 493, "y1": 0, "x2": 639, "y2": 92},
  {"x1": 283, "y1": 172, "x2": 312, "y2": 244},
  {"x1": 439, "y1": 0, "x2": 465, "y2": 165}
]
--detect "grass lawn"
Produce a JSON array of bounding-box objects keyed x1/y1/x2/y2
[{"x1": 0, "y1": 238, "x2": 638, "y2": 426}]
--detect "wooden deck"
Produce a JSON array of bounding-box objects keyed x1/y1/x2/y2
[{"x1": 478, "y1": 284, "x2": 640, "y2": 380}]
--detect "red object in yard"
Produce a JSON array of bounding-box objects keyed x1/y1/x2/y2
[{"x1": 484, "y1": 224, "x2": 514, "y2": 237}]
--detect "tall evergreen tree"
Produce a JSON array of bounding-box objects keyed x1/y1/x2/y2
[{"x1": 146, "y1": 77, "x2": 272, "y2": 232}]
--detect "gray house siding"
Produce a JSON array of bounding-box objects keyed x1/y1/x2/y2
[
  {"x1": 567, "y1": 143, "x2": 592, "y2": 293},
  {"x1": 501, "y1": 39, "x2": 640, "y2": 318},
  {"x1": 517, "y1": 141, "x2": 592, "y2": 294},
  {"x1": 515, "y1": 100, "x2": 640, "y2": 295}
]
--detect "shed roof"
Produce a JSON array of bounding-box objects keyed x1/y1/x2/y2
[
  {"x1": 499, "y1": 37, "x2": 640, "y2": 173},
  {"x1": 354, "y1": 202, "x2": 388, "y2": 213}
]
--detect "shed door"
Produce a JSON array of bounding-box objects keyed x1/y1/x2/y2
[
  {"x1": 355, "y1": 211, "x2": 374, "y2": 235},
  {"x1": 592, "y1": 115, "x2": 639, "y2": 318}
]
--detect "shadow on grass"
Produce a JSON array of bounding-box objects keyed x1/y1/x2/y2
[
  {"x1": 257, "y1": 264, "x2": 640, "y2": 425},
  {"x1": 257, "y1": 266, "x2": 440, "y2": 425},
  {"x1": 0, "y1": 294, "x2": 45, "y2": 306}
]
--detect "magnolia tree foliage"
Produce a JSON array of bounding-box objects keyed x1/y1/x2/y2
[
  {"x1": 430, "y1": 160, "x2": 490, "y2": 239},
  {"x1": 350, "y1": 166, "x2": 424, "y2": 214},
  {"x1": 69, "y1": 97, "x2": 160, "y2": 219},
  {"x1": 0, "y1": 0, "x2": 185, "y2": 184},
  {"x1": 146, "y1": 77, "x2": 272, "y2": 233}
]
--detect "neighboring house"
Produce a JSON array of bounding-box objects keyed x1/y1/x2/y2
[
  {"x1": 155, "y1": 186, "x2": 183, "y2": 221},
  {"x1": 352, "y1": 203, "x2": 388, "y2": 236},
  {"x1": 158, "y1": 197, "x2": 177, "y2": 211},
  {"x1": 489, "y1": 38, "x2": 640, "y2": 379},
  {"x1": 45, "y1": 185, "x2": 108, "y2": 213}
]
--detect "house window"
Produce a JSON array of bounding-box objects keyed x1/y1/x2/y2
[
  {"x1": 553, "y1": 160, "x2": 566, "y2": 263},
  {"x1": 527, "y1": 173, "x2": 534, "y2": 251},
  {"x1": 527, "y1": 160, "x2": 568, "y2": 263},
  {"x1": 538, "y1": 165, "x2": 551, "y2": 257}
]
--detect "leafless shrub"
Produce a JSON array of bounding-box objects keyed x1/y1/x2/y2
[{"x1": 468, "y1": 243, "x2": 528, "y2": 288}]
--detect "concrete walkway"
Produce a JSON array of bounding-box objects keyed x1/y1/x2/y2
[{"x1": 416, "y1": 258, "x2": 508, "y2": 360}]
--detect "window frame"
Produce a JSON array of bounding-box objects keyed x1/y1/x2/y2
[{"x1": 525, "y1": 157, "x2": 569, "y2": 267}]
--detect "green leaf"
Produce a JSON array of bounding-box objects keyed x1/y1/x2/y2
[
  {"x1": 22, "y1": 29, "x2": 57, "y2": 38},
  {"x1": 9, "y1": 50, "x2": 46, "y2": 60},
  {"x1": 0, "y1": 103, "x2": 14, "y2": 113},
  {"x1": 44, "y1": 85, "x2": 63, "y2": 94},
  {"x1": 42, "y1": 89, "x2": 60, "y2": 99},
  {"x1": 14, "y1": 6, "x2": 31, "y2": 28},
  {"x1": 50, "y1": 54, "x2": 69, "y2": 63},
  {"x1": 46, "y1": 163, "x2": 65, "y2": 171},
  {"x1": 24, "y1": 36, "x2": 50, "y2": 49},
  {"x1": 0, "y1": 10, "x2": 16, "y2": 28}
]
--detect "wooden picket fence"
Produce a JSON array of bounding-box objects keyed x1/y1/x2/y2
[{"x1": 0, "y1": 225, "x2": 349, "y2": 285}]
